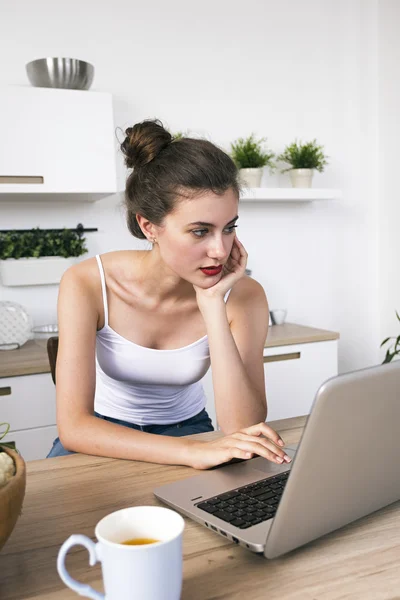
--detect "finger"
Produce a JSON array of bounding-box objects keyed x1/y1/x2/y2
[
  {"x1": 241, "y1": 423, "x2": 285, "y2": 447},
  {"x1": 223, "y1": 447, "x2": 254, "y2": 462},
  {"x1": 235, "y1": 237, "x2": 248, "y2": 258},
  {"x1": 232, "y1": 433, "x2": 288, "y2": 460},
  {"x1": 231, "y1": 440, "x2": 289, "y2": 465}
]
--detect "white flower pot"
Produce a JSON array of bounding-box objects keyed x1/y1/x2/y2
[
  {"x1": 239, "y1": 168, "x2": 263, "y2": 188},
  {"x1": 0, "y1": 257, "x2": 77, "y2": 287},
  {"x1": 289, "y1": 168, "x2": 314, "y2": 188}
]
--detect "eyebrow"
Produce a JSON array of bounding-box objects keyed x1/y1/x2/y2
[{"x1": 187, "y1": 216, "x2": 239, "y2": 227}]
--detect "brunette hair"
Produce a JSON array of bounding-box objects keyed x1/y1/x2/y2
[{"x1": 120, "y1": 119, "x2": 240, "y2": 239}]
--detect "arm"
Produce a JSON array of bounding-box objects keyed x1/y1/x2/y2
[
  {"x1": 57, "y1": 259, "x2": 289, "y2": 469},
  {"x1": 205, "y1": 278, "x2": 269, "y2": 433}
]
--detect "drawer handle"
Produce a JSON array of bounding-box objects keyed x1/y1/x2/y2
[
  {"x1": 0, "y1": 175, "x2": 44, "y2": 184},
  {"x1": 0, "y1": 386, "x2": 11, "y2": 396},
  {"x1": 264, "y1": 352, "x2": 301, "y2": 364}
]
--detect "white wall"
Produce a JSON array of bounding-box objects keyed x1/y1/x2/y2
[
  {"x1": 378, "y1": 0, "x2": 400, "y2": 355},
  {"x1": 0, "y1": 0, "x2": 394, "y2": 372}
]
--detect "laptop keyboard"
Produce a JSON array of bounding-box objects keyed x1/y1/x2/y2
[{"x1": 196, "y1": 471, "x2": 289, "y2": 529}]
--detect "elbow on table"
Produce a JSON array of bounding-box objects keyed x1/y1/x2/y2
[
  {"x1": 58, "y1": 419, "x2": 86, "y2": 452},
  {"x1": 58, "y1": 428, "x2": 77, "y2": 452}
]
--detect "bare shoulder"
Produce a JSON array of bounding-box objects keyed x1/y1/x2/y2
[
  {"x1": 60, "y1": 254, "x2": 100, "y2": 295},
  {"x1": 227, "y1": 276, "x2": 269, "y2": 323},
  {"x1": 229, "y1": 276, "x2": 268, "y2": 307},
  {"x1": 61, "y1": 250, "x2": 141, "y2": 291}
]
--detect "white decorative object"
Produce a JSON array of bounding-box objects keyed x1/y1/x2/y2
[
  {"x1": 0, "y1": 302, "x2": 33, "y2": 349},
  {"x1": 239, "y1": 167, "x2": 263, "y2": 187},
  {"x1": 0, "y1": 257, "x2": 77, "y2": 287},
  {"x1": 270, "y1": 309, "x2": 288, "y2": 325},
  {"x1": 289, "y1": 168, "x2": 314, "y2": 188},
  {"x1": 31, "y1": 324, "x2": 59, "y2": 339}
]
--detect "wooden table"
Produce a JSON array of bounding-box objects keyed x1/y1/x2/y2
[{"x1": 2, "y1": 416, "x2": 400, "y2": 600}]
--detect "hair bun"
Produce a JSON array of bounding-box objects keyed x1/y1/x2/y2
[{"x1": 120, "y1": 119, "x2": 172, "y2": 169}]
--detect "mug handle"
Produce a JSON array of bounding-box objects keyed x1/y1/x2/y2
[{"x1": 57, "y1": 534, "x2": 105, "y2": 600}]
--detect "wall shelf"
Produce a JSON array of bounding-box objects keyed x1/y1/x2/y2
[{"x1": 240, "y1": 188, "x2": 342, "y2": 202}]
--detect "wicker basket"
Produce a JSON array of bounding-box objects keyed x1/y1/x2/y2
[{"x1": 0, "y1": 446, "x2": 26, "y2": 551}]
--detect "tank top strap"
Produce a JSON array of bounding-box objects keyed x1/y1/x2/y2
[
  {"x1": 95, "y1": 254, "x2": 109, "y2": 326},
  {"x1": 224, "y1": 288, "x2": 232, "y2": 303}
]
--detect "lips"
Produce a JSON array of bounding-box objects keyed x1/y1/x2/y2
[{"x1": 200, "y1": 265, "x2": 223, "y2": 276}]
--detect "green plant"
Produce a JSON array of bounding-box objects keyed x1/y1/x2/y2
[
  {"x1": 231, "y1": 135, "x2": 275, "y2": 169},
  {"x1": 278, "y1": 139, "x2": 328, "y2": 172},
  {"x1": 0, "y1": 228, "x2": 88, "y2": 260},
  {"x1": 0, "y1": 423, "x2": 15, "y2": 451},
  {"x1": 381, "y1": 311, "x2": 400, "y2": 364}
]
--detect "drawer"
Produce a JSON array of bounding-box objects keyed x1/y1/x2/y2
[
  {"x1": 0, "y1": 373, "x2": 56, "y2": 431},
  {"x1": 1, "y1": 425, "x2": 58, "y2": 461}
]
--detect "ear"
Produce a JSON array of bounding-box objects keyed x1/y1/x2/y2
[{"x1": 136, "y1": 215, "x2": 157, "y2": 242}]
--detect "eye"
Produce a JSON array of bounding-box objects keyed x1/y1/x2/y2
[
  {"x1": 223, "y1": 225, "x2": 238, "y2": 234},
  {"x1": 191, "y1": 229, "x2": 208, "y2": 238}
]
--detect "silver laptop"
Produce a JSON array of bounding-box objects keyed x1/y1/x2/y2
[{"x1": 154, "y1": 361, "x2": 400, "y2": 558}]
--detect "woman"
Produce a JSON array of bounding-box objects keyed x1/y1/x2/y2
[{"x1": 47, "y1": 119, "x2": 292, "y2": 469}]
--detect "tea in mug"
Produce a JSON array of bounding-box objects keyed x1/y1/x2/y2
[{"x1": 122, "y1": 538, "x2": 160, "y2": 545}]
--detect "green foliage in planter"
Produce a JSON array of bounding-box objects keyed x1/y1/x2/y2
[
  {"x1": 381, "y1": 311, "x2": 400, "y2": 364},
  {"x1": 278, "y1": 139, "x2": 328, "y2": 172},
  {"x1": 0, "y1": 228, "x2": 88, "y2": 260},
  {"x1": 231, "y1": 135, "x2": 275, "y2": 169},
  {"x1": 0, "y1": 423, "x2": 16, "y2": 451}
]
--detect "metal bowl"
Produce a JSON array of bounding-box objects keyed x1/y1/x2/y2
[{"x1": 26, "y1": 57, "x2": 94, "y2": 90}]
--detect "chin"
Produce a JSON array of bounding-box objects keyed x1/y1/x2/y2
[{"x1": 195, "y1": 272, "x2": 224, "y2": 288}]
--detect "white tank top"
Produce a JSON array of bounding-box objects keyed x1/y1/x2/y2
[{"x1": 94, "y1": 254, "x2": 231, "y2": 426}]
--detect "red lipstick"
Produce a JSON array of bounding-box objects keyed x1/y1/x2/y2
[{"x1": 200, "y1": 265, "x2": 223, "y2": 276}]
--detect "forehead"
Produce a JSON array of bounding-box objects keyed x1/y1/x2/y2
[{"x1": 170, "y1": 188, "x2": 239, "y2": 225}]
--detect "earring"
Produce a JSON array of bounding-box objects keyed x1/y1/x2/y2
[{"x1": 151, "y1": 237, "x2": 157, "y2": 244}]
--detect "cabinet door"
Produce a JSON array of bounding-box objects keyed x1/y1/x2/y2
[
  {"x1": 263, "y1": 341, "x2": 338, "y2": 421},
  {"x1": 0, "y1": 373, "x2": 56, "y2": 431},
  {"x1": 1, "y1": 425, "x2": 58, "y2": 461},
  {"x1": 0, "y1": 87, "x2": 117, "y2": 194},
  {"x1": 0, "y1": 89, "x2": 45, "y2": 179},
  {"x1": 201, "y1": 340, "x2": 338, "y2": 428}
]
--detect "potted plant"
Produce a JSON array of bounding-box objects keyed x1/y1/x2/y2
[
  {"x1": 0, "y1": 424, "x2": 26, "y2": 551},
  {"x1": 0, "y1": 228, "x2": 88, "y2": 287},
  {"x1": 381, "y1": 311, "x2": 400, "y2": 363},
  {"x1": 277, "y1": 139, "x2": 328, "y2": 188},
  {"x1": 231, "y1": 134, "x2": 275, "y2": 188}
]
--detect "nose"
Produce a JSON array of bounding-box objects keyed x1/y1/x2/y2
[{"x1": 207, "y1": 234, "x2": 229, "y2": 261}]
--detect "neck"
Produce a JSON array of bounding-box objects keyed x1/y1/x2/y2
[{"x1": 138, "y1": 247, "x2": 194, "y2": 302}]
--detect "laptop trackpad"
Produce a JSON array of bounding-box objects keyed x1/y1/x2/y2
[{"x1": 250, "y1": 445, "x2": 298, "y2": 475}]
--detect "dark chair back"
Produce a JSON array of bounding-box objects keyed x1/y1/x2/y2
[{"x1": 47, "y1": 336, "x2": 59, "y2": 385}]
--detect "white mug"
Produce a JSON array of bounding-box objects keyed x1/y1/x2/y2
[
  {"x1": 57, "y1": 505, "x2": 185, "y2": 600},
  {"x1": 270, "y1": 309, "x2": 288, "y2": 326}
]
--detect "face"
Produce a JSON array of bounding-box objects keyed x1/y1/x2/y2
[{"x1": 154, "y1": 188, "x2": 239, "y2": 287}]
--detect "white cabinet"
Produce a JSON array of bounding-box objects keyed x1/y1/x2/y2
[
  {"x1": 263, "y1": 340, "x2": 338, "y2": 421},
  {"x1": 0, "y1": 373, "x2": 57, "y2": 460},
  {"x1": 0, "y1": 86, "x2": 117, "y2": 200},
  {"x1": 201, "y1": 339, "x2": 338, "y2": 428}
]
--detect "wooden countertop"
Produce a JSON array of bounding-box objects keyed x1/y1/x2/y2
[
  {"x1": 0, "y1": 323, "x2": 339, "y2": 379},
  {"x1": 264, "y1": 322, "x2": 339, "y2": 348},
  {"x1": 0, "y1": 339, "x2": 51, "y2": 378},
  {"x1": 2, "y1": 416, "x2": 399, "y2": 600}
]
